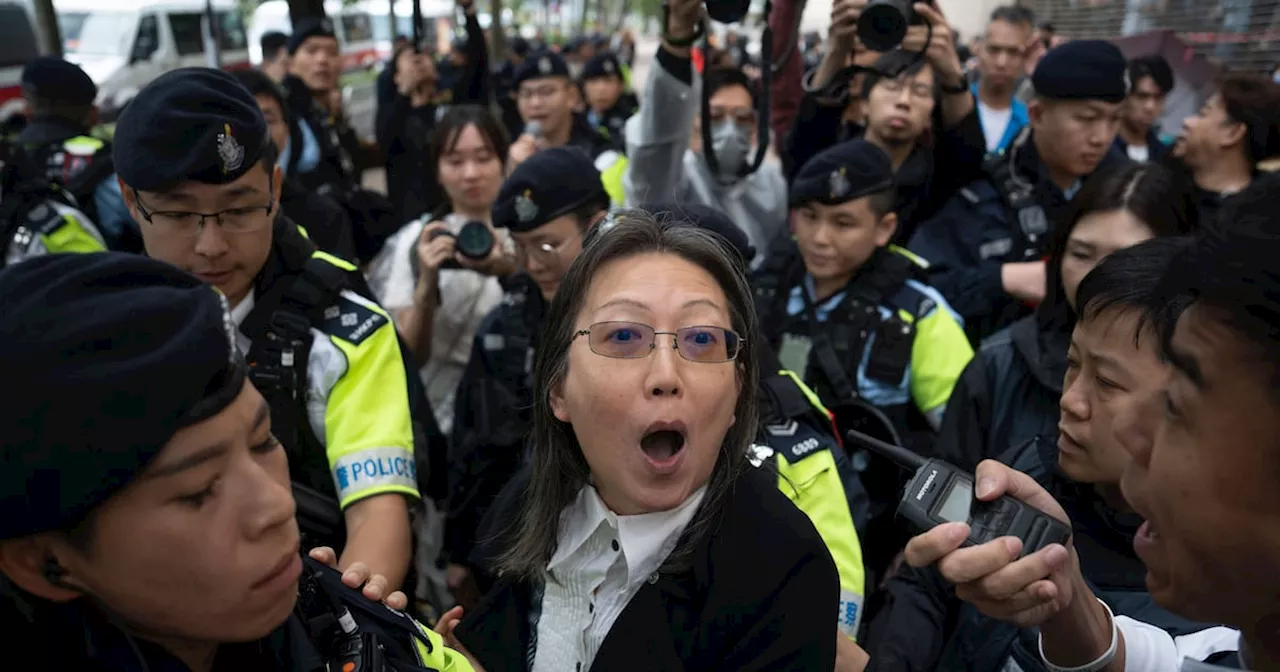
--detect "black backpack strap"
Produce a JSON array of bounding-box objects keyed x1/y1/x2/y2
[{"x1": 244, "y1": 253, "x2": 349, "y2": 496}]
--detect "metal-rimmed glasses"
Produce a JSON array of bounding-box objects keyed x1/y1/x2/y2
[
  {"x1": 573, "y1": 321, "x2": 744, "y2": 363},
  {"x1": 514, "y1": 232, "x2": 581, "y2": 265},
  {"x1": 132, "y1": 185, "x2": 275, "y2": 238}
]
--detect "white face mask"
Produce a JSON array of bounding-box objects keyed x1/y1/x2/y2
[{"x1": 709, "y1": 120, "x2": 751, "y2": 179}]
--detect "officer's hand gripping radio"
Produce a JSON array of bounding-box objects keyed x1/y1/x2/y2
[
  {"x1": 298, "y1": 563, "x2": 387, "y2": 672},
  {"x1": 845, "y1": 429, "x2": 1071, "y2": 556}
]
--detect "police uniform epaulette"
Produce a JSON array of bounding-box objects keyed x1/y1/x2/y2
[{"x1": 317, "y1": 291, "x2": 389, "y2": 346}]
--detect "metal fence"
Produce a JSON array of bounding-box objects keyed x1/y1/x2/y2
[{"x1": 1020, "y1": 0, "x2": 1280, "y2": 72}]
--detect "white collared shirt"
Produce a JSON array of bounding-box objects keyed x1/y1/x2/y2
[
  {"x1": 229, "y1": 293, "x2": 255, "y2": 355},
  {"x1": 531, "y1": 485, "x2": 707, "y2": 672}
]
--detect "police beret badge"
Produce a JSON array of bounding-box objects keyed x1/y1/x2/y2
[
  {"x1": 515, "y1": 189, "x2": 539, "y2": 224},
  {"x1": 538, "y1": 56, "x2": 552, "y2": 75},
  {"x1": 216, "y1": 123, "x2": 245, "y2": 175},
  {"x1": 829, "y1": 167, "x2": 850, "y2": 200},
  {"x1": 1122, "y1": 69, "x2": 1132, "y2": 93},
  {"x1": 604, "y1": 60, "x2": 615, "y2": 74}
]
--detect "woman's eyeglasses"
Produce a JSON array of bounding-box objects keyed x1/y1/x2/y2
[{"x1": 573, "y1": 321, "x2": 744, "y2": 363}]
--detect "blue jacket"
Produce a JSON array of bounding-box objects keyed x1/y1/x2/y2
[
  {"x1": 972, "y1": 82, "x2": 1028, "y2": 156},
  {"x1": 865, "y1": 436, "x2": 1242, "y2": 671}
]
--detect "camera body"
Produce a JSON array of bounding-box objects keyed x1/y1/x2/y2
[
  {"x1": 426, "y1": 214, "x2": 495, "y2": 269},
  {"x1": 857, "y1": 0, "x2": 932, "y2": 53}
]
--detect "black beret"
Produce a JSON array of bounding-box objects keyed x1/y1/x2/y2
[
  {"x1": 514, "y1": 50, "x2": 571, "y2": 89},
  {"x1": 790, "y1": 139, "x2": 895, "y2": 207},
  {"x1": 582, "y1": 52, "x2": 623, "y2": 81},
  {"x1": 0, "y1": 253, "x2": 247, "y2": 539},
  {"x1": 287, "y1": 17, "x2": 338, "y2": 54},
  {"x1": 113, "y1": 67, "x2": 268, "y2": 192},
  {"x1": 20, "y1": 56, "x2": 97, "y2": 107},
  {"x1": 643, "y1": 203, "x2": 755, "y2": 266},
  {"x1": 494, "y1": 147, "x2": 607, "y2": 232},
  {"x1": 1032, "y1": 40, "x2": 1129, "y2": 104}
]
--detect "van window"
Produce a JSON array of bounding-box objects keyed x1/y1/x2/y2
[
  {"x1": 133, "y1": 14, "x2": 159, "y2": 61},
  {"x1": 169, "y1": 12, "x2": 206, "y2": 56},
  {"x1": 216, "y1": 11, "x2": 248, "y2": 52},
  {"x1": 341, "y1": 13, "x2": 374, "y2": 43},
  {"x1": 0, "y1": 5, "x2": 40, "y2": 69},
  {"x1": 62, "y1": 10, "x2": 135, "y2": 57}
]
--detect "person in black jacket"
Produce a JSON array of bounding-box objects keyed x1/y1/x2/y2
[
  {"x1": 934, "y1": 162, "x2": 1197, "y2": 475},
  {"x1": 436, "y1": 211, "x2": 840, "y2": 671},
  {"x1": 870, "y1": 237, "x2": 1241, "y2": 671},
  {"x1": 234, "y1": 68, "x2": 357, "y2": 261}
]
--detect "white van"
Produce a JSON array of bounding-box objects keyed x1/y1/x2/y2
[
  {"x1": 56, "y1": 0, "x2": 251, "y2": 117},
  {"x1": 0, "y1": 0, "x2": 43, "y2": 126}
]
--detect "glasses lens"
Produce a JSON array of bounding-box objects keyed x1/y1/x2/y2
[
  {"x1": 219, "y1": 208, "x2": 268, "y2": 233},
  {"x1": 589, "y1": 321, "x2": 655, "y2": 358},
  {"x1": 152, "y1": 212, "x2": 203, "y2": 236},
  {"x1": 676, "y1": 326, "x2": 739, "y2": 362}
]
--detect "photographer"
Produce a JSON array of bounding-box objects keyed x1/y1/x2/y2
[{"x1": 784, "y1": 0, "x2": 984, "y2": 245}]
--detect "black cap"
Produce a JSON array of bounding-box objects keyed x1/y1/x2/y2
[
  {"x1": 1032, "y1": 40, "x2": 1129, "y2": 104},
  {"x1": 582, "y1": 52, "x2": 623, "y2": 81},
  {"x1": 113, "y1": 68, "x2": 268, "y2": 192},
  {"x1": 790, "y1": 139, "x2": 895, "y2": 207},
  {"x1": 514, "y1": 50, "x2": 571, "y2": 89},
  {"x1": 643, "y1": 203, "x2": 755, "y2": 266},
  {"x1": 0, "y1": 253, "x2": 247, "y2": 539},
  {"x1": 20, "y1": 56, "x2": 97, "y2": 107},
  {"x1": 287, "y1": 17, "x2": 338, "y2": 55},
  {"x1": 493, "y1": 147, "x2": 607, "y2": 232}
]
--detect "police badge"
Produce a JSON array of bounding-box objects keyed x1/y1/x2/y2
[
  {"x1": 538, "y1": 56, "x2": 552, "y2": 75},
  {"x1": 829, "y1": 167, "x2": 850, "y2": 200},
  {"x1": 216, "y1": 123, "x2": 245, "y2": 175},
  {"x1": 604, "y1": 60, "x2": 615, "y2": 74},
  {"x1": 515, "y1": 189, "x2": 539, "y2": 224}
]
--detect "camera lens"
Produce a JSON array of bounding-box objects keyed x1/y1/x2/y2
[
  {"x1": 858, "y1": 0, "x2": 911, "y2": 53},
  {"x1": 455, "y1": 221, "x2": 495, "y2": 260}
]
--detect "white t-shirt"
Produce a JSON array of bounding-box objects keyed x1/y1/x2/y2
[
  {"x1": 1127, "y1": 143, "x2": 1152, "y2": 163},
  {"x1": 364, "y1": 218, "x2": 503, "y2": 435},
  {"x1": 978, "y1": 101, "x2": 1015, "y2": 154}
]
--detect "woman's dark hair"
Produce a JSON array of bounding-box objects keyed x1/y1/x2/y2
[
  {"x1": 1074, "y1": 236, "x2": 1193, "y2": 345},
  {"x1": 494, "y1": 211, "x2": 761, "y2": 580},
  {"x1": 1038, "y1": 162, "x2": 1197, "y2": 334},
  {"x1": 426, "y1": 105, "x2": 510, "y2": 216}
]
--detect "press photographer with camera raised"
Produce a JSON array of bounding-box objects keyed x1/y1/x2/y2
[{"x1": 785, "y1": 0, "x2": 984, "y2": 246}]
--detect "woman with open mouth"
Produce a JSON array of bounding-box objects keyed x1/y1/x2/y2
[{"x1": 437, "y1": 211, "x2": 840, "y2": 671}]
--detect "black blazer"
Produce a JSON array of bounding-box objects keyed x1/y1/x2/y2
[{"x1": 455, "y1": 466, "x2": 839, "y2": 671}]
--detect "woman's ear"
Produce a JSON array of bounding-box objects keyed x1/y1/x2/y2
[{"x1": 550, "y1": 377, "x2": 571, "y2": 423}]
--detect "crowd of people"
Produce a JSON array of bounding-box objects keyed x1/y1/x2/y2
[{"x1": 4, "y1": 0, "x2": 1280, "y2": 670}]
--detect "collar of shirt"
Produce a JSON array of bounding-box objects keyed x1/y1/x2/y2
[
  {"x1": 549, "y1": 484, "x2": 707, "y2": 586},
  {"x1": 230, "y1": 292, "x2": 256, "y2": 355}
]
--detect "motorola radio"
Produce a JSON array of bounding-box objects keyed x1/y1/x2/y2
[{"x1": 846, "y1": 430, "x2": 1072, "y2": 557}]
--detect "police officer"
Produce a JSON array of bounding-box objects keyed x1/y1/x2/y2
[
  {"x1": 646, "y1": 202, "x2": 872, "y2": 642},
  {"x1": 755, "y1": 139, "x2": 973, "y2": 583},
  {"x1": 446, "y1": 147, "x2": 611, "y2": 603},
  {"x1": 909, "y1": 40, "x2": 1130, "y2": 344},
  {"x1": 0, "y1": 137, "x2": 104, "y2": 267},
  {"x1": 507, "y1": 50, "x2": 628, "y2": 205},
  {"x1": 0, "y1": 253, "x2": 474, "y2": 671},
  {"x1": 580, "y1": 51, "x2": 638, "y2": 142},
  {"x1": 113, "y1": 68, "x2": 420, "y2": 591}
]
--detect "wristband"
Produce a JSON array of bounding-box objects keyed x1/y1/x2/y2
[
  {"x1": 940, "y1": 78, "x2": 970, "y2": 95},
  {"x1": 1038, "y1": 598, "x2": 1118, "y2": 672}
]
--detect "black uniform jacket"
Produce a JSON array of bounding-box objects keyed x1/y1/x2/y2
[{"x1": 455, "y1": 466, "x2": 839, "y2": 671}]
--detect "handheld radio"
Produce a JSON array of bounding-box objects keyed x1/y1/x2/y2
[{"x1": 846, "y1": 430, "x2": 1071, "y2": 557}]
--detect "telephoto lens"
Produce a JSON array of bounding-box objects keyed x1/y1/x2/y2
[
  {"x1": 705, "y1": 0, "x2": 752, "y2": 24},
  {"x1": 858, "y1": 0, "x2": 913, "y2": 53}
]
